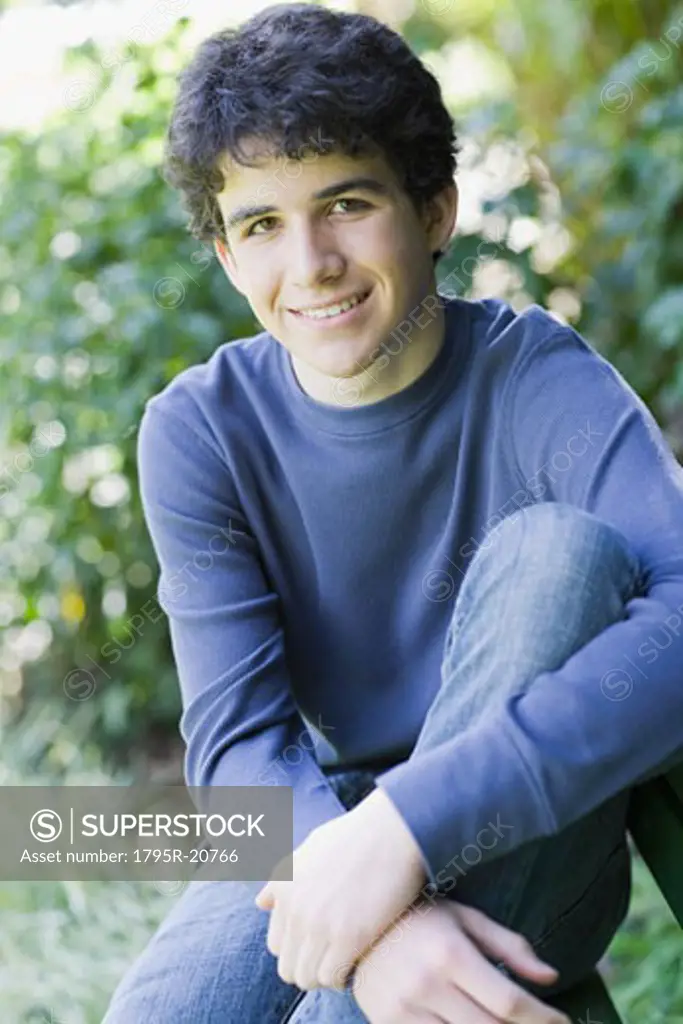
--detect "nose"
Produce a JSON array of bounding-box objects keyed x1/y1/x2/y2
[{"x1": 289, "y1": 219, "x2": 345, "y2": 289}]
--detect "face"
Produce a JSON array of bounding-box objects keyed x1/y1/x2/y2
[{"x1": 213, "y1": 140, "x2": 457, "y2": 388}]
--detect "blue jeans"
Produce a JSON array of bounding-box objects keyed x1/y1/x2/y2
[{"x1": 103, "y1": 503, "x2": 646, "y2": 1023}]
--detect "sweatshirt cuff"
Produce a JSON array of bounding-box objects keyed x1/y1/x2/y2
[
  {"x1": 374, "y1": 717, "x2": 535, "y2": 888},
  {"x1": 199, "y1": 751, "x2": 348, "y2": 857},
  {"x1": 292, "y1": 775, "x2": 347, "y2": 850},
  {"x1": 374, "y1": 762, "x2": 444, "y2": 888}
]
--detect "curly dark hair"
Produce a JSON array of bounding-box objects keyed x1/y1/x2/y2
[{"x1": 163, "y1": 3, "x2": 460, "y2": 264}]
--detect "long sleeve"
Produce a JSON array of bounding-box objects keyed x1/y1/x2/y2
[
  {"x1": 137, "y1": 400, "x2": 346, "y2": 850},
  {"x1": 376, "y1": 324, "x2": 683, "y2": 883}
]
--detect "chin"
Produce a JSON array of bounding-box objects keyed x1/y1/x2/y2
[
  {"x1": 325, "y1": 356, "x2": 375, "y2": 380},
  {"x1": 298, "y1": 344, "x2": 366, "y2": 379}
]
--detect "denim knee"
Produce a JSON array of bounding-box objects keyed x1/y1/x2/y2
[
  {"x1": 442, "y1": 502, "x2": 643, "y2": 675},
  {"x1": 462, "y1": 501, "x2": 642, "y2": 603},
  {"x1": 102, "y1": 879, "x2": 300, "y2": 1024}
]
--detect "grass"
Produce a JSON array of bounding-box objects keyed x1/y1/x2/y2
[
  {"x1": 605, "y1": 851, "x2": 683, "y2": 1023},
  {"x1": 0, "y1": 877, "x2": 178, "y2": 1024}
]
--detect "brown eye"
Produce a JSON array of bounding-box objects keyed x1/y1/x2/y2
[
  {"x1": 333, "y1": 198, "x2": 370, "y2": 213},
  {"x1": 246, "y1": 216, "x2": 278, "y2": 237}
]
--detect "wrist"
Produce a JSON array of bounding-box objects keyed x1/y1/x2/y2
[{"x1": 357, "y1": 786, "x2": 427, "y2": 882}]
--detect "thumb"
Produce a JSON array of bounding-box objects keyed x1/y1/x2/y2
[
  {"x1": 448, "y1": 902, "x2": 559, "y2": 984},
  {"x1": 254, "y1": 885, "x2": 274, "y2": 911}
]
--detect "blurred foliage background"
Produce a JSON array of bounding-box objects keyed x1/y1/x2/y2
[{"x1": 1, "y1": 0, "x2": 682, "y2": 1020}]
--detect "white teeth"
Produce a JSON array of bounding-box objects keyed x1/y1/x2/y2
[{"x1": 297, "y1": 292, "x2": 366, "y2": 320}]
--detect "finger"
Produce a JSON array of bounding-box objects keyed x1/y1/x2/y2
[
  {"x1": 449, "y1": 904, "x2": 559, "y2": 983},
  {"x1": 265, "y1": 899, "x2": 286, "y2": 958},
  {"x1": 317, "y1": 948, "x2": 359, "y2": 990},
  {"x1": 422, "y1": 980, "x2": 508, "y2": 1024},
  {"x1": 326, "y1": 957, "x2": 366, "y2": 992},
  {"x1": 396, "y1": 1012, "x2": 446, "y2": 1024},
  {"x1": 274, "y1": 912, "x2": 299, "y2": 986},
  {"x1": 440, "y1": 933, "x2": 570, "y2": 1023},
  {"x1": 402, "y1": 1015, "x2": 446, "y2": 1023},
  {"x1": 292, "y1": 934, "x2": 325, "y2": 991},
  {"x1": 254, "y1": 884, "x2": 274, "y2": 910}
]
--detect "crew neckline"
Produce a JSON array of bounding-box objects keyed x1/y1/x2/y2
[{"x1": 276, "y1": 294, "x2": 470, "y2": 436}]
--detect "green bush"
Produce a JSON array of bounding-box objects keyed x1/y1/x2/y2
[{"x1": 1, "y1": 21, "x2": 256, "y2": 768}]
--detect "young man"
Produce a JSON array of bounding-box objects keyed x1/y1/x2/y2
[{"x1": 104, "y1": 4, "x2": 683, "y2": 1023}]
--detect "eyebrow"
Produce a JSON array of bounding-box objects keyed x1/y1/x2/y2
[{"x1": 223, "y1": 176, "x2": 391, "y2": 232}]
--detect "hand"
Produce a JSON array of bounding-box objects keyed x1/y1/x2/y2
[
  {"x1": 254, "y1": 786, "x2": 427, "y2": 990},
  {"x1": 350, "y1": 897, "x2": 571, "y2": 1024}
]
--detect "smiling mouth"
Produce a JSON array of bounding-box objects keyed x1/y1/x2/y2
[{"x1": 289, "y1": 288, "x2": 372, "y2": 322}]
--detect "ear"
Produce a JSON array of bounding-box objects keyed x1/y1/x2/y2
[
  {"x1": 421, "y1": 183, "x2": 458, "y2": 259},
  {"x1": 214, "y1": 237, "x2": 246, "y2": 297}
]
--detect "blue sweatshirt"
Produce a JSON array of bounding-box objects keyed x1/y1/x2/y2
[{"x1": 137, "y1": 295, "x2": 683, "y2": 885}]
